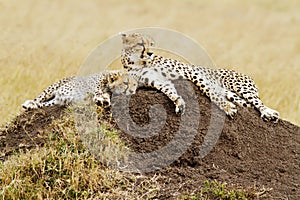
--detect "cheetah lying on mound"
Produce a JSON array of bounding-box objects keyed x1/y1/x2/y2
[
  {"x1": 22, "y1": 68, "x2": 184, "y2": 113},
  {"x1": 120, "y1": 33, "x2": 279, "y2": 123},
  {"x1": 22, "y1": 71, "x2": 122, "y2": 109}
]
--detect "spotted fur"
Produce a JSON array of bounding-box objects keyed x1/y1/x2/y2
[
  {"x1": 120, "y1": 33, "x2": 279, "y2": 122},
  {"x1": 22, "y1": 68, "x2": 185, "y2": 114},
  {"x1": 22, "y1": 70, "x2": 124, "y2": 109}
]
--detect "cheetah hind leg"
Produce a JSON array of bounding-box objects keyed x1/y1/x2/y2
[
  {"x1": 22, "y1": 100, "x2": 41, "y2": 110},
  {"x1": 242, "y1": 93, "x2": 280, "y2": 122},
  {"x1": 225, "y1": 90, "x2": 279, "y2": 122},
  {"x1": 259, "y1": 106, "x2": 279, "y2": 123},
  {"x1": 22, "y1": 96, "x2": 63, "y2": 109},
  {"x1": 247, "y1": 98, "x2": 279, "y2": 123},
  {"x1": 230, "y1": 88, "x2": 279, "y2": 123},
  {"x1": 22, "y1": 76, "x2": 74, "y2": 110},
  {"x1": 233, "y1": 91, "x2": 279, "y2": 123}
]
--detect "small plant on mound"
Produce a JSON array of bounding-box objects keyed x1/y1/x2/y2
[
  {"x1": 202, "y1": 180, "x2": 253, "y2": 199},
  {"x1": 181, "y1": 180, "x2": 260, "y2": 200}
]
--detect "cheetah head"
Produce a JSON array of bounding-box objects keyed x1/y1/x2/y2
[
  {"x1": 119, "y1": 32, "x2": 155, "y2": 54},
  {"x1": 109, "y1": 72, "x2": 138, "y2": 95}
]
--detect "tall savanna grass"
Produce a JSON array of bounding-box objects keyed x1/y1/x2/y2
[{"x1": 0, "y1": 0, "x2": 299, "y2": 126}]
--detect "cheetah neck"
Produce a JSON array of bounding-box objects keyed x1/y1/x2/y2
[
  {"x1": 121, "y1": 48, "x2": 151, "y2": 70},
  {"x1": 121, "y1": 47, "x2": 208, "y2": 80}
]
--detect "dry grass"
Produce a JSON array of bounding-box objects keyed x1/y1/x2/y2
[
  {"x1": 0, "y1": 111, "x2": 162, "y2": 199},
  {"x1": 0, "y1": 0, "x2": 299, "y2": 126}
]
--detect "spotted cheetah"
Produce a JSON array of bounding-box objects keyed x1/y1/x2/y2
[
  {"x1": 22, "y1": 68, "x2": 185, "y2": 113},
  {"x1": 22, "y1": 70, "x2": 125, "y2": 110},
  {"x1": 120, "y1": 33, "x2": 279, "y2": 122}
]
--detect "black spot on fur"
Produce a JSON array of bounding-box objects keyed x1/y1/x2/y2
[
  {"x1": 142, "y1": 71, "x2": 148, "y2": 75},
  {"x1": 150, "y1": 81, "x2": 154, "y2": 87}
]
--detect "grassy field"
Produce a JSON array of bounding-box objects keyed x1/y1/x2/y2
[{"x1": 0, "y1": 0, "x2": 299, "y2": 126}]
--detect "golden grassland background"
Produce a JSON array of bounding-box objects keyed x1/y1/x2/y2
[{"x1": 0, "y1": 0, "x2": 299, "y2": 126}]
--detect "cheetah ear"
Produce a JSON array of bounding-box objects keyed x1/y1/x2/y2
[
  {"x1": 113, "y1": 73, "x2": 121, "y2": 81},
  {"x1": 150, "y1": 40, "x2": 155, "y2": 46},
  {"x1": 119, "y1": 32, "x2": 127, "y2": 37},
  {"x1": 144, "y1": 35, "x2": 155, "y2": 46}
]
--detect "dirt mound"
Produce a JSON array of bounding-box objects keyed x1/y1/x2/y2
[
  {"x1": 1, "y1": 81, "x2": 299, "y2": 199},
  {"x1": 0, "y1": 106, "x2": 66, "y2": 161}
]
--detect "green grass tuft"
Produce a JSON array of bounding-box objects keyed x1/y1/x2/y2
[{"x1": 181, "y1": 180, "x2": 263, "y2": 200}]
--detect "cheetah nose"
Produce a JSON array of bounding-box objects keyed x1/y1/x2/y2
[{"x1": 102, "y1": 101, "x2": 110, "y2": 108}]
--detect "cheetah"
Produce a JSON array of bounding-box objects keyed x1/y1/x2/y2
[
  {"x1": 22, "y1": 70, "x2": 125, "y2": 110},
  {"x1": 120, "y1": 33, "x2": 280, "y2": 123},
  {"x1": 22, "y1": 68, "x2": 185, "y2": 114}
]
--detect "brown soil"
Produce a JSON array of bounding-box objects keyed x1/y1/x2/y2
[{"x1": 1, "y1": 81, "x2": 299, "y2": 199}]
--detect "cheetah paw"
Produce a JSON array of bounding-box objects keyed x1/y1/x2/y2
[
  {"x1": 260, "y1": 107, "x2": 279, "y2": 123},
  {"x1": 112, "y1": 84, "x2": 137, "y2": 96},
  {"x1": 224, "y1": 102, "x2": 238, "y2": 119},
  {"x1": 93, "y1": 93, "x2": 111, "y2": 108},
  {"x1": 22, "y1": 100, "x2": 39, "y2": 110},
  {"x1": 175, "y1": 97, "x2": 186, "y2": 114}
]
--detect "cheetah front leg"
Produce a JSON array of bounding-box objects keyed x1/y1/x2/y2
[
  {"x1": 109, "y1": 69, "x2": 185, "y2": 114},
  {"x1": 93, "y1": 90, "x2": 111, "y2": 108},
  {"x1": 138, "y1": 68, "x2": 185, "y2": 114}
]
